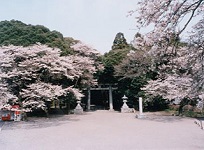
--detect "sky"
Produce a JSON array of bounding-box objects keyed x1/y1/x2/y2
[{"x1": 0, "y1": 0, "x2": 138, "y2": 54}]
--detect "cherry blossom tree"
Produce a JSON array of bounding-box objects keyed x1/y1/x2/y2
[
  {"x1": 71, "y1": 40, "x2": 104, "y2": 74},
  {"x1": 187, "y1": 18, "x2": 204, "y2": 97},
  {"x1": 71, "y1": 41, "x2": 101, "y2": 58},
  {"x1": 142, "y1": 75, "x2": 192, "y2": 100},
  {"x1": 0, "y1": 83, "x2": 18, "y2": 110},
  {"x1": 20, "y1": 82, "x2": 83, "y2": 112},
  {"x1": 128, "y1": 0, "x2": 204, "y2": 102},
  {"x1": 70, "y1": 40, "x2": 104, "y2": 88},
  {"x1": 130, "y1": 0, "x2": 204, "y2": 46},
  {"x1": 132, "y1": 36, "x2": 204, "y2": 101},
  {"x1": 118, "y1": 41, "x2": 193, "y2": 100},
  {"x1": 0, "y1": 43, "x2": 101, "y2": 112},
  {"x1": 71, "y1": 41, "x2": 104, "y2": 87},
  {"x1": 133, "y1": 38, "x2": 194, "y2": 99}
]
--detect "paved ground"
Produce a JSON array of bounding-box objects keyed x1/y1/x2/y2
[{"x1": 0, "y1": 110, "x2": 204, "y2": 150}]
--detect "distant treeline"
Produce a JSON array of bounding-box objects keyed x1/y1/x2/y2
[{"x1": 0, "y1": 20, "x2": 76, "y2": 55}]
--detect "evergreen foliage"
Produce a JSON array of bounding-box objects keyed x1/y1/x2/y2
[
  {"x1": 96, "y1": 32, "x2": 152, "y2": 110},
  {"x1": 112, "y1": 32, "x2": 128, "y2": 50},
  {"x1": 98, "y1": 32, "x2": 133, "y2": 84},
  {"x1": 0, "y1": 20, "x2": 74, "y2": 55}
]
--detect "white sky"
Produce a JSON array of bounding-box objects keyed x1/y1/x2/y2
[{"x1": 0, "y1": 0, "x2": 138, "y2": 54}]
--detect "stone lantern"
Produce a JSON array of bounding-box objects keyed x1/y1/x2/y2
[
  {"x1": 121, "y1": 95, "x2": 130, "y2": 113},
  {"x1": 74, "y1": 100, "x2": 83, "y2": 115}
]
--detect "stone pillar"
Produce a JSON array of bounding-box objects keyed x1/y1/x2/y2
[
  {"x1": 74, "y1": 100, "x2": 83, "y2": 115},
  {"x1": 136, "y1": 97, "x2": 145, "y2": 118},
  {"x1": 139, "y1": 97, "x2": 143, "y2": 114},
  {"x1": 121, "y1": 95, "x2": 130, "y2": 113},
  {"x1": 109, "y1": 85, "x2": 114, "y2": 111},
  {"x1": 87, "y1": 87, "x2": 91, "y2": 111}
]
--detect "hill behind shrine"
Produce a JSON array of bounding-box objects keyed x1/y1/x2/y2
[{"x1": 0, "y1": 20, "x2": 80, "y2": 55}]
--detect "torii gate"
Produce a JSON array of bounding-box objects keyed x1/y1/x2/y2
[{"x1": 87, "y1": 84, "x2": 117, "y2": 111}]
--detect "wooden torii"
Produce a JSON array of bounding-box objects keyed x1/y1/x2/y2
[{"x1": 87, "y1": 84, "x2": 118, "y2": 111}]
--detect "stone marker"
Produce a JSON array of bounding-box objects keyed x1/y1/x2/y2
[{"x1": 136, "y1": 97, "x2": 145, "y2": 118}]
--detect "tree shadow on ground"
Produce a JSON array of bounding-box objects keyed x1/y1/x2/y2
[
  {"x1": 139, "y1": 115, "x2": 185, "y2": 123},
  {"x1": 194, "y1": 117, "x2": 204, "y2": 130},
  {"x1": 1, "y1": 114, "x2": 80, "y2": 131},
  {"x1": 195, "y1": 117, "x2": 204, "y2": 121}
]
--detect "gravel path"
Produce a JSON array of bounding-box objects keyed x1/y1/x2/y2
[{"x1": 0, "y1": 110, "x2": 204, "y2": 150}]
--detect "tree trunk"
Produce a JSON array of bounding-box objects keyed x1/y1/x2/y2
[{"x1": 66, "y1": 99, "x2": 70, "y2": 114}]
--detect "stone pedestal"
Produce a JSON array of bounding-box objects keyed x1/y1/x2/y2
[
  {"x1": 136, "y1": 97, "x2": 145, "y2": 118},
  {"x1": 74, "y1": 101, "x2": 83, "y2": 115},
  {"x1": 136, "y1": 113, "x2": 145, "y2": 118},
  {"x1": 121, "y1": 95, "x2": 131, "y2": 113}
]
